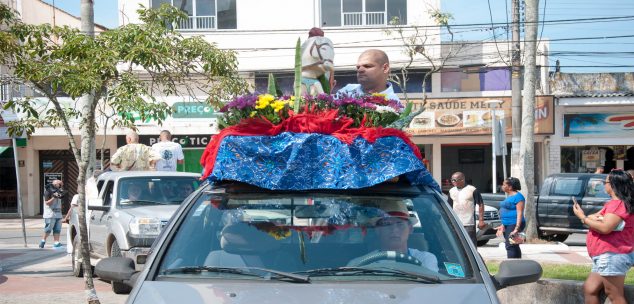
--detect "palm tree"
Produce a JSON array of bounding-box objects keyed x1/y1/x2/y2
[{"x1": 563, "y1": 114, "x2": 600, "y2": 137}]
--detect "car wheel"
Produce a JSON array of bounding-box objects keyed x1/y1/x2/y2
[
  {"x1": 538, "y1": 230, "x2": 569, "y2": 243},
  {"x1": 72, "y1": 236, "x2": 83, "y2": 277},
  {"x1": 476, "y1": 239, "x2": 489, "y2": 246},
  {"x1": 109, "y1": 240, "x2": 132, "y2": 294},
  {"x1": 110, "y1": 240, "x2": 122, "y2": 257}
]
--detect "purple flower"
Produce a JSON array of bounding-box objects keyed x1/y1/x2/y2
[{"x1": 221, "y1": 94, "x2": 258, "y2": 112}]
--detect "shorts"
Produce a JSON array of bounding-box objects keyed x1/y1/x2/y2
[
  {"x1": 591, "y1": 252, "x2": 634, "y2": 276},
  {"x1": 44, "y1": 218, "x2": 62, "y2": 234}
]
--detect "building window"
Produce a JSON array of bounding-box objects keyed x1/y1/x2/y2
[
  {"x1": 321, "y1": 0, "x2": 407, "y2": 27},
  {"x1": 441, "y1": 67, "x2": 511, "y2": 92},
  {"x1": 152, "y1": 0, "x2": 237, "y2": 30}
]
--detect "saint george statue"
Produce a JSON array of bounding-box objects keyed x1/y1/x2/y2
[{"x1": 300, "y1": 27, "x2": 335, "y2": 95}]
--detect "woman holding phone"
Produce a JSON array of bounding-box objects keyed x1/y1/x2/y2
[
  {"x1": 573, "y1": 169, "x2": 634, "y2": 304},
  {"x1": 496, "y1": 177, "x2": 525, "y2": 258}
]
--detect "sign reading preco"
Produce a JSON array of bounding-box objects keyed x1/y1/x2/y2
[
  {"x1": 406, "y1": 96, "x2": 554, "y2": 136},
  {"x1": 172, "y1": 102, "x2": 215, "y2": 119},
  {"x1": 117, "y1": 134, "x2": 212, "y2": 149}
]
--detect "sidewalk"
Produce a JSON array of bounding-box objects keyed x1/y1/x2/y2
[
  {"x1": 478, "y1": 240, "x2": 592, "y2": 265},
  {"x1": 0, "y1": 218, "x2": 43, "y2": 230}
]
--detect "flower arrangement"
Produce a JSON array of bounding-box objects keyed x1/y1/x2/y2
[{"x1": 219, "y1": 92, "x2": 403, "y2": 129}]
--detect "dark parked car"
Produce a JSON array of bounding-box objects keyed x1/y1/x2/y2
[
  {"x1": 96, "y1": 180, "x2": 542, "y2": 303},
  {"x1": 482, "y1": 173, "x2": 608, "y2": 242}
]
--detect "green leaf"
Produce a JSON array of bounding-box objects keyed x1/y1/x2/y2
[
  {"x1": 267, "y1": 73, "x2": 277, "y2": 96},
  {"x1": 293, "y1": 38, "x2": 302, "y2": 113}
]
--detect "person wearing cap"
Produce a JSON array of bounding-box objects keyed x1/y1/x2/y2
[
  {"x1": 353, "y1": 201, "x2": 438, "y2": 272},
  {"x1": 337, "y1": 49, "x2": 400, "y2": 103}
]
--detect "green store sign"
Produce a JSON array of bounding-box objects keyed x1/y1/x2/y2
[{"x1": 172, "y1": 102, "x2": 215, "y2": 119}]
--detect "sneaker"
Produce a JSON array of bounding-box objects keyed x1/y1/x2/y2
[
  {"x1": 53, "y1": 242, "x2": 62, "y2": 248},
  {"x1": 38, "y1": 240, "x2": 45, "y2": 248}
]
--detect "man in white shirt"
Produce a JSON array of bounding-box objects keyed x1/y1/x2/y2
[
  {"x1": 337, "y1": 49, "x2": 400, "y2": 102},
  {"x1": 448, "y1": 172, "x2": 486, "y2": 245},
  {"x1": 152, "y1": 130, "x2": 184, "y2": 172}
]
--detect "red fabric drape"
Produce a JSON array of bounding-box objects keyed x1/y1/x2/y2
[{"x1": 200, "y1": 110, "x2": 422, "y2": 179}]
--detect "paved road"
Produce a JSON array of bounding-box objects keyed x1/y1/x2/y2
[
  {"x1": 0, "y1": 226, "x2": 127, "y2": 304},
  {"x1": 0, "y1": 218, "x2": 590, "y2": 304}
]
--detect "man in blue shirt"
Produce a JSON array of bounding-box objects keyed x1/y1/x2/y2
[{"x1": 338, "y1": 49, "x2": 400, "y2": 103}]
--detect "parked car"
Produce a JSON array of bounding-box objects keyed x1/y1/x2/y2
[
  {"x1": 481, "y1": 173, "x2": 607, "y2": 242},
  {"x1": 67, "y1": 171, "x2": 201, "y2": 293},
  {"x1": 96, "y1": 180, "x2": 542, "y2": 303}
]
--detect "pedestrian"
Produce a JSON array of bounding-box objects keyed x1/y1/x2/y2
[
  {"x1": 447, "y1": 172, "x2": 486, "y2": 245},
  {"x1": 337, "y1": 49, "x2": 400, "y2": 102},
  {"x1": 595, "y1": 166, "x2": 605, "y2": 174},
  {"x1": 111, "y1": 130, "x2": 161, "y2": 171},
  {"x1": 40, "y1": 179, "x2": 65, "y2": 248},
  {"x1": 151, "y1": 130, "x2": 184, "y2": 172},
  {"x1": 573, "y1": 169, "x2": 634, "y2": 304},
  {"x1": 496, "y1": 177, "x2": 526, "y2": 258}
]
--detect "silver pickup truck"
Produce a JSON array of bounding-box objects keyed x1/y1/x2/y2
[{"x1": 67, "y1": 171, "x2": 200, "y2": 293}]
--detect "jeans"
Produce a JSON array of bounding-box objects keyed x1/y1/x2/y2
[
  {"x1": 44, "y1": 218, "x2": 62, "y2": 234},
  {"x1": 503, "y1": 223, "x2": 525, "y2": 258}
]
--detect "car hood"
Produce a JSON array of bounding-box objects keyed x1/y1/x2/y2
[
  {"x1": 130, "y1": 281, "x2": 494, "y2": 304},
  {"x1": 123, "y1": 205, "x2": 180, "y2": 220}
]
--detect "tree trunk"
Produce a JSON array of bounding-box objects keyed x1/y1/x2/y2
[
  {"x1": 79, "y1": 1, "x2": 100, "y2": 303},
  {"x1": 520, "y1": 0, "x2": 539, "y2": 241},
  {"x1": 510, "y1": 0, "x2": 522, "y2": 178}
]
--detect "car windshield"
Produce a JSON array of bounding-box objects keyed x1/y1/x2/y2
[
  {"x1": 157, "y1": 184, "x2": 473, "y2": 282},
  {"x1": 117, "y1": 177, "x2": 199, "y2": 208}
]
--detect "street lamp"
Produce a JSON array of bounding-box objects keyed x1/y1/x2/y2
[{"x1": 485, "y1": 99, "x2": 505, "y2": 193}]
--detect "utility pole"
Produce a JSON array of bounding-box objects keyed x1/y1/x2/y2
[
  {"x1": 520, "y1": 0, "x2": 539, "y2": 240},
  {"x1": 510, "y1": 0, "x2": 522, "y2": 178}
]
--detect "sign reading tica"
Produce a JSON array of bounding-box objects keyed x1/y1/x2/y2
[{"x1": 117, "y1": 134, "x2": 212, "y2": 148}]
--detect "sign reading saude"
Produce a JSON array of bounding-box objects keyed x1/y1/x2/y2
[{"x1": 406, "y1": 96, "x2": 554, "y2": 136}]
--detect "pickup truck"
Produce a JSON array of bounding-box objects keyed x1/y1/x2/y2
[
  {"x1": 481, "y1": 173, "x2": 608, "y2": 242},
  {"x1": 67, "y1": 171, "x2": 200, "y2": 293}
]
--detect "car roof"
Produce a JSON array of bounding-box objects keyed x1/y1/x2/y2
[
  {"x1": 548, "y1": 173, "x2": 606, "y2": 179},
  {"x1": 97, "y1": 171, "x2": 201, "y2": 181}
]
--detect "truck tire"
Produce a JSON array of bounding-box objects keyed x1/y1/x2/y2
[
  {"x1": 538, "y1": 230, "x2": 569, "y2": 243},
  {"x1": 109, "y1": 240, "x2": 132, "y2": 294},
  {"x1": 72, "y1": 236, "x2": 83, "y2": 277},
  {"x1": 476, "y1": 240, "x2": 489, "y2": 246}
]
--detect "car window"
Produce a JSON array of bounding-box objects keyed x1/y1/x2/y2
[
  {"x1": 157, "y1": 188, "x2": 472, "y2": 281},
  {"x1": 117, "y1": 177, "x2": 200, "y2": 208},
  {"x1": 103, "y1": 181, "x2": 114, "y2": 206},
  {"x1": 586, "y1": 178, "x2": 610, "y2": 199},
  {"x1": 551, "y1": 178, "x2": 584, "y2": 196}
]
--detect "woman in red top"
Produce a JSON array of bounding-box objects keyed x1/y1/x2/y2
[{"x1": 573, "y1": 169, "x2": 634, "y2": 304}]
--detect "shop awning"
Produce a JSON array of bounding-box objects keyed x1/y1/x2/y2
[{"x1": 0, "y1": 146, "x2": 12, "y2": 158}]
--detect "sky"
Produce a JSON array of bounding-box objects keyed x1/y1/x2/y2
[{"x1": 43, "y1": 0, "x2": 634, "y2": 73}]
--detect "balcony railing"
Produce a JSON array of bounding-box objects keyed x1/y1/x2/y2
[
  {"x1": 178, "y1": 16, "x2": 216, "y2": 30},
  {"x1": 343, "y1": 12, "x2": 386, "y2": 26}
]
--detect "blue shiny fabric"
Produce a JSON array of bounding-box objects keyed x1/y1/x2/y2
[{"x1": 208, "y1": 132, "x2": 440, "y2": 192}]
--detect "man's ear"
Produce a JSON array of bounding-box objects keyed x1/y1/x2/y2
[{"x1": 382, "y1": 63, "x2": 390, "y2": 74}]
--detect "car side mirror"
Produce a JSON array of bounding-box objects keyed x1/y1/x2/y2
[
  {"x1": 87, "y1": 198, "x2": 108, "y2": 211},
  {"x1": 492, "y1": 260, "x2": 542, "y2": 290},
  {"x1": 95, "y1": 257, "x2": 137, "y2": 284}
]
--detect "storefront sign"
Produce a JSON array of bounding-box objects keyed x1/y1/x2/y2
[
  {"x1": 563, "y1": 113, "x2": 634, "y2": 137},
  {"x1": 581, "y1": 150, "x2": 600, "y2": 162},
  {"x1": 44, "y1": 173, "x2": 63, "y2": 186},
  {"x1": 117, "y1": 134, "x2": 212, "y2": 149},
  {"x1": 172, "y1": 102, "x2": 215, "y2": 118},
  {"x1": 406, "y1": 96, "x2": 554, "y2": 136}
]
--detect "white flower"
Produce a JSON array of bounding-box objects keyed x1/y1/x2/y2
[{"x1": 374, "y1": 105, "x2": 399, "y2": 114}]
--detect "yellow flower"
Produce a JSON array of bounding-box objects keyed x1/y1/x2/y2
[
  {"x1": 372, "y1": 93, "x2": 387, "y2": 98},
  {"x1": 271, "y1": 100, "x2": 287, "y2": 113},
  {"x1": 255, "y1": 94, "x2": 274, "y2": 109},
  {"x1": 288, "y1": 96, "x2": 296, "y2": 107},
  {"x1": 250, "y1": 111, "x2": 257, "y2": 117}
]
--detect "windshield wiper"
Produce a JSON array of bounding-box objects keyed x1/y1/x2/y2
[
  {"x1": 161, "y1": 266, "x2": 310, "y2": 283},
  {"x1": 295, "y1": 267, "x2": 440, "y2": 283}
]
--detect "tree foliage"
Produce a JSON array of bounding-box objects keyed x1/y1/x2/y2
[{"x1": 1, "y1": 3, "x2": 248, "y2": 137}]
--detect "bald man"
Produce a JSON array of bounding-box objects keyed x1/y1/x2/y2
[
  {"x1": 448, "y1": 172, "x2": 486, "y2": 245},
  {"x1": 111, "y1": 130, "x2": 161, "y2": 171},
  {"x1": 337, "y1": 49, "x2": 400, "y2": 102}
]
